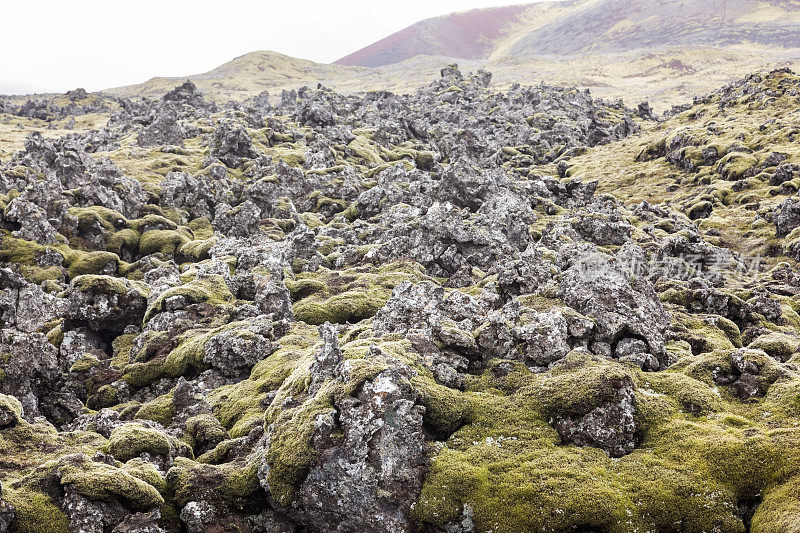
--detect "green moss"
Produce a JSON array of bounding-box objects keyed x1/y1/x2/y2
[
  {"x1": 290, "y1": 261, "x2": 429, "y2": 325},
  {"x1": 138, "y1": 229, "x2": 191, "y2": 256},
  {"x1": 167, "y1": 457, "x2": 260, "y2": 507},
  {"x1": 413, "y1": 343, "x2": 800, "y2": 532},
  {"x1": 0, "y1": 234, "x2": 48, "y2": 266},
  {"x1": 347, "y1": 135, "x2": 386, "y2": 166},
  {"x1": 341, "y1": 202, "x2": 360, "y2": 222},
  {"x1": 206, "y1": 328, "x2": 320, "y2": 438},
  {"x1": 134, "y1": 393, "x2": 176, "y2": 427},
  {"x1": 57, "y1": 454, "x2": 164, "y2": 510},
  {"x1": 184, "y1": 414, "x2": 228, "y2": 451},
  {"x1": 717, "y1": 152, "x2": 758, "y2": 180},
  {"x1": 314, "y1": 196, "x2": 348, "y2": 215},
  {"x1": 415, "y1": 150, "x2": 436, "y2": 170},
  {"x1": 411, "y1": 375, "x2": 472, "y2": 436},
  {"x1": 751, "y1": 476, "x2": 800, "y2": 531},
  {"x1": 143, "y1": 274, "x2": 234, "y2": 323},
  {"x1": 178, "y1": 238, "x2": 216, "y2": 261},
  {"x1": 271, "y1": 132, "x2": 294, "y2": 143},
  {"x1": 5, "y1": 488, "x2": 69, "y2": 533},
  {"x1": 264, "y1": 393, "x2": 335, "y2": 507},
  {"x1": 122, "y1": 360, "x2": 165, "y2": 389},
  {"x1": 285, "y1": 278, "x2": 327, "y2": 299},
  {"x1": 105, "y1": 228, "x2": 140, "y2": 256},
  {"x1": 124, "y1": 320, "x2": 253, "y2": 389},
  {"x1": 258, "y1": 336, "x2": 425, "y2": 507},
  {"x1": 293, "y1": 289, "x2": 386, "y2": 325},
  {"x1": 104, "y1": 424, "x2": 172, "y2": 462},
  {"x1": 268, "y1": 146, "x2": 306, "y2": 167},
  {"x1": 87, "y1": 384, "x2": 120, "y2": 409},
  {"x1": 687, "y1": 200, "x2": 713, "y2": 220},
  {"x1": 748, "y1": 332, "x2": 799, "y2": 361},
  {"x1": 672, "y1": 313, "x2": 738, "y2": 353},
  {"x1": 641, "y1": 371, "x2": 723, "y2": 415},
  {"x1": 69, "y1": 354, "x2": 99, "y2": 374},
  {"x1": 66, "y1": 250, "x2": 119, "y2": 277},
  {"x1": 187, "y1": 217, "x2": 215, "y2": 240},
  {"x1": 129, "y1": 213, "x2": 179, "y2": 231},
  {"x1": 71, "y1": 274, "x2": 147, "y2": 297},
  {"x1": 0, "y1": 393, "x2": 23, "y2": 426},
  {"x1": 676, "y1": 349, "x2": 784, "y2": 396},
  {"x1": 69, "y1": 206, "x2": 126, "y2": 233},
  {"x1": 122, "y1": 458, "x2": 168, "y2": 495},
  {"x1": 111, "y1": 333, "x2": 136, "y2": 367}
]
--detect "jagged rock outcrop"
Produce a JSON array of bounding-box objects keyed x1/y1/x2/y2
[{"x1": 2, "y1": 67, "x2": 800, "y2": 533}]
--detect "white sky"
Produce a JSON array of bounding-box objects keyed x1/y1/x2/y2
[{"x1": 0, "y1": 0, "x2": 535, "y2": 94}]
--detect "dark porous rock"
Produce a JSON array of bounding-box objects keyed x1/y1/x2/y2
[
  {"x1": 554, "y1": 375, "x2": 637, "y2": 458},
  {"x1": 5, "y1": 66, "x2": 799, "y2": 533},
  {"x1": 0, "y1": 487, "x2": 13, "y2": 533},
  {"x1": 203, "y1": 317, "x2": 284, "y2": 377},
  {"x1": 0, "y1": 330, "x2": 59, "y2": 420},
  {"x1": 137, "y1": 104, "x2": 184, "y2": 147},
  {"x1": 211, "y1": 120, "x2": 257, "y2": 167},
  {"x1": 111, "y1": 510, "x2": 165, "y2": 533},
  {"x1": 295, "y1": 368, "x2": 426, "y2": 533},
  {"x1": 770, "y1": 162, "x2": 799, "y2": 185},
  {"x1": 66, "y1": 275, "x2": 148, "y2": 335},
  {"x1": 774, "y1": 197, "x2": 800, "y2": 237},
  {"x1": 560, "y1": 252, "x2": 671, "y2": 368}
]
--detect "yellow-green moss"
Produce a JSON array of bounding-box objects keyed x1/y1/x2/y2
[
  {"x1": 748, "y1": 332, "x2": 799, "y2": 360},
  {"x1": 167, "y1": 457, "x2": 260, "y2": 506},
  {"x1": 105, "y1": 228, "x2": 140, "y2": 256},
  {"x1": 290, "y1": 261, "x2": 429, "y2": 325},
  {"x1": 87, "y1": 384, "x2": 120, "y2": 409},
  {"x1": 5, "y1": 488, "x2": 69, "y2": 533},
  {"x1": 69, "y1": 206, "x2": 126, "y2": 233},
  {"x1": 138, "y1": 229, "x2": 191, "y2": 256},
  {"x1": 184, "y1": 414, "x2": 228, "y2": 449},
  {"x1": 104, "y1": 424, "x2": 172, "y2": 462},
  {"x1": 69, "y1": 354, "x2": 99, "y2": 374},
  {"x1": 717, "y1": 152, "x2": 758, "y2": 180},
  {"x1": 122, "y1": 458, "x2": 168, "y2": 495},
  {"x1": 179, "y1": 238, "x2": 215, "y2": 261},
  {"x1": 58, "y1": 454, "x2": 165, "y2": 510},
  {"x1": 71, "y1": 274, "x2": 147, "y2": 297},
  {"x1": 134, "y1": 393, "x2": 176, "y2": 427},
  {"x1": 0, "y1": 393, "x2": 23, "y2": 426},
  {"x1": 0, "y1": 234, "x2": 48, "y2": 265},
  {"x1": 143, "y1": 275, "x2": 234, "y2": 323},
  {"x1": 67, "y1": 251, "x2": 119, "y2": 277}
]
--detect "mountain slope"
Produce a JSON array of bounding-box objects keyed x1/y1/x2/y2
[
  {"x1": 334, "y1": 2, "x2": 577, "y2": 67},
  {"x1": 509, "y1": 0, "x2": 800, "y2": 56},
  {"x1": 338, "y1": 0, "x2": 800, "y2": 65},
  {"x1": 107, "y1": 50, "x2": 369, "y2": 101}
]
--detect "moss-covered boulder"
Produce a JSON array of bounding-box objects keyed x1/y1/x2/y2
[
  {"x1": 0, "y1": 394, "x2": 23, "y2": 428},
  {"x1": 66, "y1": 275, "x2": 149, "y2": 334}
]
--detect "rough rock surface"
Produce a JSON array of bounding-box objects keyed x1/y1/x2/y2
[{"x1": 2, "y1": 67, "x2": 800, "y2": 532}]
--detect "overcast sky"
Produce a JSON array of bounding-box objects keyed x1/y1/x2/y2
[{"x1": 0, "y1": 0, "x2": 534, "y2": 94}]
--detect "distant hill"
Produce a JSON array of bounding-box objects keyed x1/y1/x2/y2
[
  {"x1": 333, "y1": 2, "x2": 579, "y2": 68},
  {"x1": 508, "y1": 0, "x2": 800, "y2": 56},
  {"x1": 337, "y1": 0, "x2": 800, "y2": 66},
  {"x1": 105, "y1": 1, "x2": 800, "y2": 112},
  {"x1": 106, "y1": 51, "x2": 370, "y2": 101}
]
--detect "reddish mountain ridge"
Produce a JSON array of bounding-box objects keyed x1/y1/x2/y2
[
  {"x1": 337, "y1": 0, "x2": 800, "y2": 68},
  {"x1": 334, "y1": 3, "x2": 545, "y2": 67}
]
